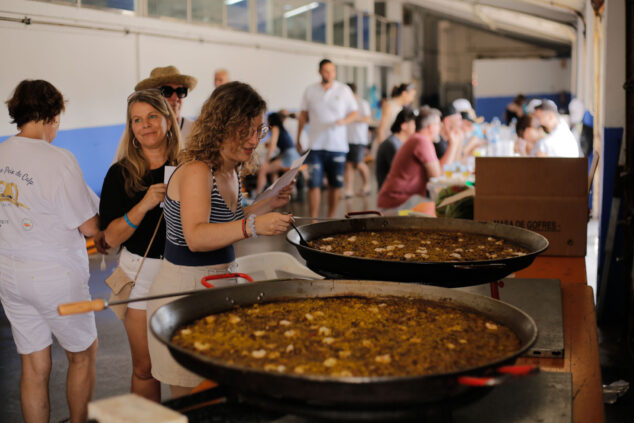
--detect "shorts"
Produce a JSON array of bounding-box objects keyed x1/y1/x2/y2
[
  {"x1": 306, "y1": 150, "x2": 346, "y2": 189},
  {"x1": 147, "y1": 259, "x2": 238, "y2": 387},
  {"x1": 0, "y1": 255, "x2": 97, "y2": 355},
  {"x1": 280, "y1": 147, "x2": 301, "y2": 168},
  {"x1": 118, "y1": 247, "x2": 162, "y2": 311},
  {"x1": 346, "y1": 144, "x2": 368, "y2": 164}
]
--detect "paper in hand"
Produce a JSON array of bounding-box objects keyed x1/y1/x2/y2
[
  {"x1": 161, "y1": 165, "x2": 177, "y2": 208},
  {"x1": 254, "y1": 150, "x2": 310, "y2": 203}
]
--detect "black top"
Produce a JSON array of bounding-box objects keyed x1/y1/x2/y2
[
  {"x1": 375, "y1": 134, "x2": 402, "y2": 190},
  {"x1": 99, "y1": 162, "x2": 166, "y2": 259},
  {"x1": 434, "y1": 137, "x2": 449, "y2": 160}
]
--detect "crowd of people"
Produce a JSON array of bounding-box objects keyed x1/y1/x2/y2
[
  {"x1": 0, "y1": 71, "x2": 293, "y2": 421},
  {"x1": 0, "y1": 58, "x2": 589, "y2": 422}
]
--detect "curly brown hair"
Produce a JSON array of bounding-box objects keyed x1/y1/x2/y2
[
  {"x1": 6, "y1": 80, "x2": 66, "y2": 128},
  {"x1": 119, "y1": 89, "x2": 182, "y2": 197},
  {"x1": 180, "y1": 81, "x2": 267, "y2": 175}
]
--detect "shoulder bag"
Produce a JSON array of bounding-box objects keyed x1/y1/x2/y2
[{"x1": 105, "y1": 213, "x2": 163, "y2": 320}]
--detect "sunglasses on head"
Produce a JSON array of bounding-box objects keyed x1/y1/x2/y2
[{"x1": 160, "y1": 86, "x2": 188, "y2": 99}]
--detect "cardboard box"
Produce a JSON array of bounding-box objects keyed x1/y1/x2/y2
[{"x1": 474, "y1": 157, "x2": 589, "y2": 257}]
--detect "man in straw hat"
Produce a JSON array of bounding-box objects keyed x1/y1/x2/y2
[{"x1": 113, "y1": 66, "x2": 197, "y2": 161}]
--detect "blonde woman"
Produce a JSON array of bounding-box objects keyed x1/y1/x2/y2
[
  {"x1": 99, "y1": 89, "x2": 181, "y2": 401},
  {"x1": 147, "y1": 82, "x2": 293, "y2": 398}
]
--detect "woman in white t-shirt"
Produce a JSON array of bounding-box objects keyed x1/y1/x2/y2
[{"x1": 0, "y1": 80, "x2": 102, "y2": 423}]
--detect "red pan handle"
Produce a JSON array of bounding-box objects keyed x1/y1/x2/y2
[
  {"x1": 344, "y1": 210, "x2": 383, "y2": 218},
  {"x1": 201, "y1": 272, "x2": 254, "y2": 288},
  {"x1": 457, "y1": 365, "x2": 539, "y2": 387}
]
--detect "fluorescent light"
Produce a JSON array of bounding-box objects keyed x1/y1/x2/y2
[
  {"x1": 284, "y1": 2, "x2": 319, "y2": 18},
  {"x1": 225, "y1": 0, "x2": 244, "y2": 5}
]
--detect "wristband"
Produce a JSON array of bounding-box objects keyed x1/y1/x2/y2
[
  {"x1": 247, "y1": 214, "x2": 258, "y2": 238},
  {"x1": 124, "y1": 212, "x2": 138, "y2": 229},
  {"x1": 241, "y1": 218, "x2": 248, "y2": 239}
]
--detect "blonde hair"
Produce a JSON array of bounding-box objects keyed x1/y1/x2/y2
[
  {"x1": 118, "y1": 89, "x2": 182, "y2": 197},
  {"x1": 179, "y1": 81, "x2": 266, "y2": 175}
]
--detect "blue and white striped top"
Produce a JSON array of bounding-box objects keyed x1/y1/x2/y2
[{"x1": 164, "y1": 167, "x2": 245, "y2": 266}]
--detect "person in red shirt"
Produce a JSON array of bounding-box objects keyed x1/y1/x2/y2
[{"x1": 377, "y1": 106, "x2": 442, "y2": 211}]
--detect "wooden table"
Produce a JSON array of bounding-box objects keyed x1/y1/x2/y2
[{"x1": 515, "y1": 257, "x2": 604, "y2": 423}]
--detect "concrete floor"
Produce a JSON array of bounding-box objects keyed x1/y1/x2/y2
[{"x1": 0, "y1": 182, "x2": 632, "y2": 422}]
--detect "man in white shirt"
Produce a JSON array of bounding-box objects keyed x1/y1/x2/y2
[
  {"x1": 533, "y1": 99, "x2": 581, "y2": 157},
  {"x1": 297, "y1": 59, "x2": 358, "y2": 218}
]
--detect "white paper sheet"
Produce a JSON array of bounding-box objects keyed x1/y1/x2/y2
[
  {"x1": 161, "y1": 165, "x2": 176, "y2": 207},
  {"x1": 254, "y1": 150, "x2": 310, "y2": 203}
]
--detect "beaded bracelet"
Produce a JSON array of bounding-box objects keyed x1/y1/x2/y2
[
  {"x1": 124, "y1": 212, "x2": 138, "y2": 229},
  {"x1": 247, "y1": 214, "x2": 258, "y2": 238},
  {"x1": 241, "y1": 218, "x2": 248, "y2": 239}
]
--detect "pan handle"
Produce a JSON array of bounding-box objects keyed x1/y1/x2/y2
[
  {"x1": 344, "y1": 210, "x2": 383, "y2": 218},
  {"x1": 452, "y1": 262, "x2": 507, "y2": 270},
  {"x1": 201, "y1": 272, "x2": 254, "y2": 288},
  {"x1": 58, "y1": 299, "x2": 107, "y2": 316},
  {"x1": 457, "y1": 365, "x2": 539, "y2": 387}
]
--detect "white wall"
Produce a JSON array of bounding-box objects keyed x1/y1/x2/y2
[
  {"x1": 0, "y1": 0, "x2": 402, "y2": 135},
  {"x1": 602, "y1": 0, "x2": 626, "y2": 129},
  {"x1": 473, "y1": 58, "x2": 571, "y2": 98}
]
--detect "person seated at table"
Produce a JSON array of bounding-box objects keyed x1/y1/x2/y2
[
  {"x1": 375, "y1": 107, "x2": 416, "y2": 190},
  {"x1": 504, "y1": 94, "x2": 526, "y2": 125},
  {"x1": 146, "y1": 82, "x2": 294, "y2": 399},
  {"x1": 256, "y1": 111, "x2": 300, "y2": 194},
  {"x1": 436, "y1": 105, "x2": 463, "y2": 167},
  {"x1": 377, "y1": 106, "x2": 442, "y2": 211},
  {"x1": 532, "y1": 99, "x2": 581, "y2": 157},
  {"x1": 515, "y1": 113, "x2": 543, "y2": 156},
  {"x1": 460, "y1": 111, "x2": 487, "y2": 158}
]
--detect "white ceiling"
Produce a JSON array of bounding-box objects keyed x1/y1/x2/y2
[{"x1": 407, "y1": 0, "x2": 583, "y2": 46}]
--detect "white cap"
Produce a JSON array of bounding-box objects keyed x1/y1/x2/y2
[
  {"x1": 525, "y1": 98, "x2": 542, "y2": 113},
  {"x1": 452, "y1": 98, "x2": 472, "y2": 113}
]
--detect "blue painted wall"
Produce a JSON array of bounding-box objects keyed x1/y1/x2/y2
[
  {"x1": 474, "y1": 92, "x2": 571, "y2": 122},
  {"x1": 1, "y1": 124, "x2": 125, "y2": 197}
]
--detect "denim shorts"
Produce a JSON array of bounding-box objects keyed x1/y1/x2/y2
[
  {"x1": 306, "y1": 150, "x2": 346, "y2": 189},
  {"x1": 346, "y1": 144, "x2": 368, "y2": 164}
]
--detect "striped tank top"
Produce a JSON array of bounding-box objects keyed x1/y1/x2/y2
[{"x1": 164, "y1": 167, "x2": 245, "y2": 266}]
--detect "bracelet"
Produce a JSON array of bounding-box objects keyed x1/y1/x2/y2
[
  {"x1": 123, "y1": 212, "x2": 138, "y2": 229},
  {"x1": 241, "y1": 218, "x2": 248, "y2": 239},
  {"x1": 247, "y1": 214, "x2": 258, "y2": 238}
]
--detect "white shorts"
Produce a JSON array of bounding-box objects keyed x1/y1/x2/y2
[
  {"x1": 118, "y1": 248, "x2": 162, "y2": 311},
  {"x1": 0, "y1": 254, "x2": 97, "y2": 355}
]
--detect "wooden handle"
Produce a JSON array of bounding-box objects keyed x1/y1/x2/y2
[{"x1": 58, "y1": 299, "x2": 106, "y2": 315}]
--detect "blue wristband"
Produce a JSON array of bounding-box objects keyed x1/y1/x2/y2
[{"x1": 124, "y1": 212, "x2": 138, "y2": 229}]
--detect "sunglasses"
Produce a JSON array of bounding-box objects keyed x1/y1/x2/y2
[{"x1": 159, "y1": 86, "x2": 188, "y2": 99}]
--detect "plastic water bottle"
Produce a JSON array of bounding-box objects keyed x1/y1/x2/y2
[{"x1": 487, "y1": 117, "x2": 501, "y2": 156}]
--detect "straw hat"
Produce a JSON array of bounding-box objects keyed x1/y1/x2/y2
[{"x1": 135, "y1": 66, "x2": 198, "y2": 91}]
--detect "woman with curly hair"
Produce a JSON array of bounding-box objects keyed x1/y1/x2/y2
[
  {"x1": 146, "y1": 81, "x2": 293, "y2": 397},
  {"x1": 99, "y1": 88, "x2": 181, "y2": 402}
]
